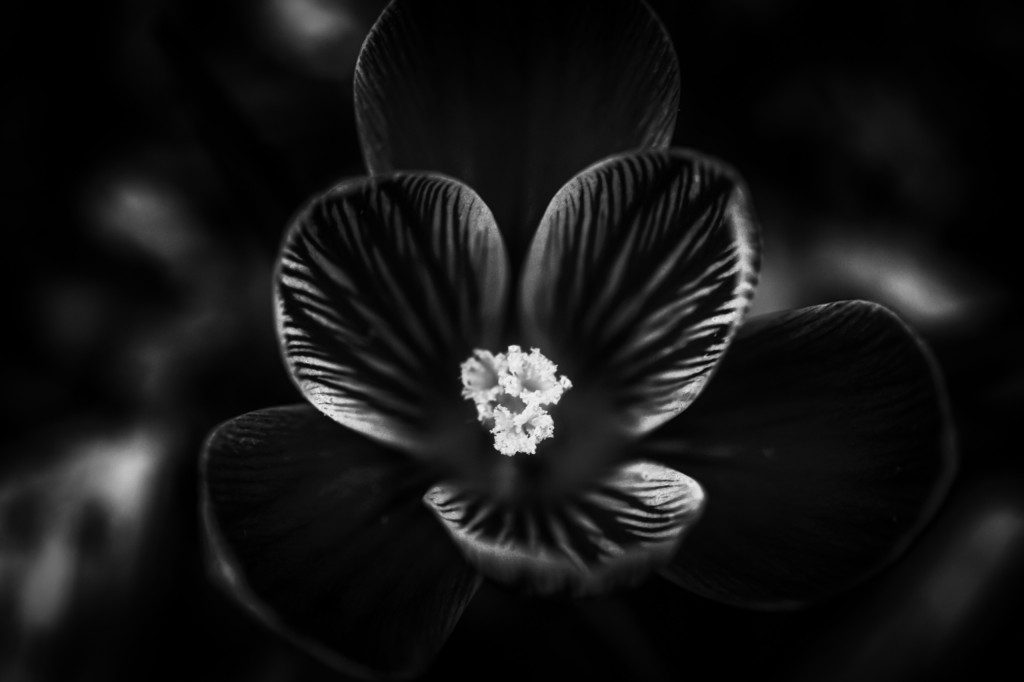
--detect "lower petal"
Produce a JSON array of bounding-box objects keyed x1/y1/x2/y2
[
  {"x1": 424, "y1": 460, "x2": 704, "y2": 596},
  {"x1": 202, "y1": 405, "x2": 480, "y2": 678},
  {"x1": 638, "y1": 301, "x2": 956, "y2": 608}
]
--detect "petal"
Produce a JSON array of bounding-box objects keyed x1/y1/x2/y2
[
  {"x1": 202, "y1": 405, "x2": 480, "y2": 678},
  {"x1": 424, "y1": 460, "x2": 704, "y2": 596},
  {"x1": 521, "y1": 150, "x2": 760, "y2": 438},
  {"x1": 276, "y1": 173, "x2": 508, "y2": 455},
  {"x1": 354, "y1": 0, "x2": 680, "y2": 265},
  {"x1": 638, "y1": 301, "x2": 956, "y2": 608}
]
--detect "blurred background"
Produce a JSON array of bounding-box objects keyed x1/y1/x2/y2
[{"x1": 3, "y1": 0, "x2": 1023, "y2": 680}]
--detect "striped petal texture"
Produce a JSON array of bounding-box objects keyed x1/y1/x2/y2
[
  {"x1": 521, "y1": 150, "x2": 760, "y2": 439},
  {"x1": 639, "y1": 302, "x2": 956, "y2": 607},
  {"x1": 202, "y1": 405, "x2": 480, "y2": 679},
  {"x1": 424, "y1": 460, "x2": 704, "y2": 596},
  {"x1": 355, "y1": 0, "x2": 680, "y2": 266},
  {"x1": 276, "y1": 173, "x2": 507, "y2": 455}
]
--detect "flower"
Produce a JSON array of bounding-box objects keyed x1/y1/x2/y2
[{"x1": 200, "y1": 0, "x2": 956, "y2": 678}]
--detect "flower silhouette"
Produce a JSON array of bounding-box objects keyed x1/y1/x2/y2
[{"x1": 200, "y1": 0, "x2": 955, "y2": 678}]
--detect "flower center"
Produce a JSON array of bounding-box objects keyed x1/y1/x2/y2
[{"x1": 460, "y1": 345, "x2": 572, "y2": 456}]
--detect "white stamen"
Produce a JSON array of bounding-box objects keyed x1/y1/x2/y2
[{"x1": 460, "y1": 345, "x2": 572, "y2": 456}]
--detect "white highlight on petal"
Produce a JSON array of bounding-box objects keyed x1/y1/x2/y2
[{"x1": 460, "y1": 345, "x2": 571, "y2": 456}]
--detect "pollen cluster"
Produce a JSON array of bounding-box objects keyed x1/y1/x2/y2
[{"x1": 460, "y1": 345, "x2": 572, "y2": 456}]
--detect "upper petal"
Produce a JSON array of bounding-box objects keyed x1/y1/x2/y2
[
  {"x1": 637, "y1": 301, "x2": 956, "y2": 608},
  {"x1": 276, "y1": 173, "x2": 507, "y2": 456},
  {"x1": 202, "y1": 405, "x2": 480, "y2": 679},
  {"x1": 521, "y1": 149, "x2": 760, "y2": 439},
  {"x1": 354, "y1": 0, "x2": 680, "y2": 266}
]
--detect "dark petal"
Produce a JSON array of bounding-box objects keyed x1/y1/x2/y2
[
  {"x1": 424, "y1": 460, "x2": 704, "y2": 596},
  {"x1": 522, "y1": 150, "x2": 760, "y2": 438},
  {"x1": 638, "y1": 301, "x2": 956, "y2": 608},
  {"x1": 355, "y1": 0, "x2": 680, "y2": 265},
  {"x1": 276, "y1": 173, "x2": 507, "y2": 455},
  {"x1": 202, "y1": 405, "x2": 480, "y2": 679}
]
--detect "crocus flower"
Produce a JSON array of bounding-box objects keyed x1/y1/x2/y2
[{"x1": 200, "y1": 0, "x2": 955, "y2": 678}]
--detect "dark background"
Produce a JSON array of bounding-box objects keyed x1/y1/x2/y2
[{"x1": 3, "y1": 0, "x2": 1023, "y2": 680}]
